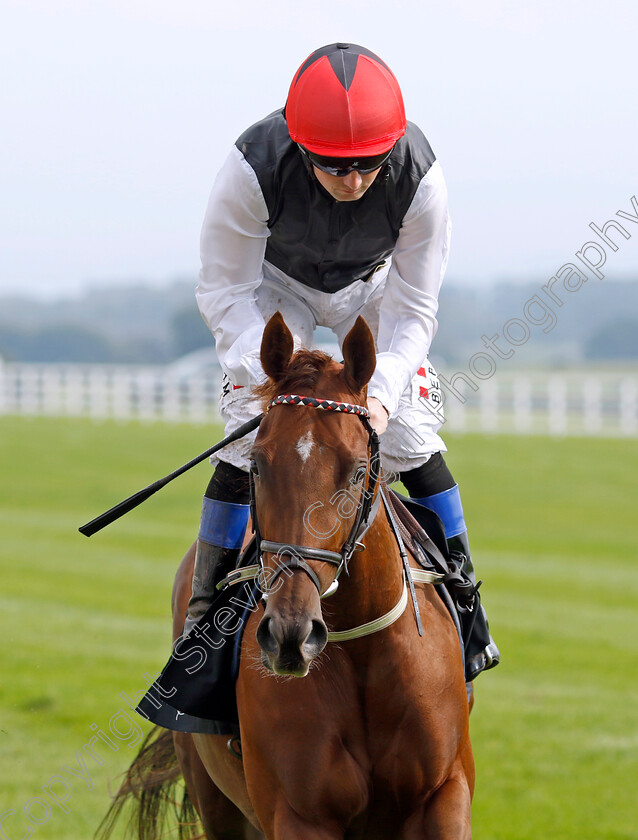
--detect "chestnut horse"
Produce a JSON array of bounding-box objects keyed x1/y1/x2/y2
[{"x1": 100, "y1": 312, "x2": 473, "y2": 840}]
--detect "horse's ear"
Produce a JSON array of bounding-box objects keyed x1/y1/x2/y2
[
  {"x1": 261, "y1": 311, "x2": 294, "y2": 382},
  {"x1": 342, "y1": 316, "x2": 376, "y2": 392}
]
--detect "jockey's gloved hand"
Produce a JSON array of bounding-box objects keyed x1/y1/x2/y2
[{"x1": 368, "y1": 397, "x2": 389, "y2": 435}]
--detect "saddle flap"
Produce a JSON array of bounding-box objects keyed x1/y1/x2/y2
[{"x1": 387, "y1": 490, "x2": 450, "y2": 571}]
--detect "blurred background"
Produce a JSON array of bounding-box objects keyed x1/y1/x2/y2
[
  {"x1": 1, "y1": 1, "x2": 637, "y2": 838},
  {"x1": 2, "y1": 0, "x2": 638, "y2": 431}
]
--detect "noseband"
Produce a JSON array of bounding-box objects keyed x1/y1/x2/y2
[{"x1": 250, "y1": 394, "x2": 381, "y2": 599}]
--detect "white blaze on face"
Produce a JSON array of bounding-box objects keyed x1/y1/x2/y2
[{"x1": 295, "y1": 430, "x2": 315, "y2": 464}]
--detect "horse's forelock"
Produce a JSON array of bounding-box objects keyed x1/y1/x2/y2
[{"x1": 256, "y1": 348, "x2": 340, "y2": 404}]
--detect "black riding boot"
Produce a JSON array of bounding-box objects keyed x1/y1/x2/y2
[
  {"x1": 183, "y1": 462, "x2": 250, "y2": 638},
  {"x1": 401, "y1": 454, "x2": 500, "y2": 682},
  {"x1": 446, "y1": 529, "x2": 500, "y2": 681}
]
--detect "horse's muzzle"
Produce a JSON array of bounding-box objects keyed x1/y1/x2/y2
[{"x1": 256, "y1": 612, "x2": 328, "y2": 677}]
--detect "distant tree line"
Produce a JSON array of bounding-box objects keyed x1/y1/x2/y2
[
  {"x1": 2, "y1": 279, "x2": 638, "y2": 364},
  {"x1": 0, "y1": 305, "x2": 213, "y2": 363},
  {"x1": 584, "y1": 319, "x2": 638, "y2": 360}
]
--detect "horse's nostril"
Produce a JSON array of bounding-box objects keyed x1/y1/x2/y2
[
  {"x1": 304, "y1": 619, "x2": 328, "y2": 656},
  {"x1": 256, "y1": 616, "x2": 278, "y2": 655}
]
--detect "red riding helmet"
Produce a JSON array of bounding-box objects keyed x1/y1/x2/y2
[{"x1": 285, "y1": 43, "x2": 407, "y2": 158}]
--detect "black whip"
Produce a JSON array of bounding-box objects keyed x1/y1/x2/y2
[{"x1": 78, "y1": 414, "x2": 263, "y2": 537}]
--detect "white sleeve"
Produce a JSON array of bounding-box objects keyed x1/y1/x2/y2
[
  {"x1": 367, "y1": 160, "x2": 451, "y2": 416},
  {"x1": 196, "y1": 146, "x2": 270, "y2": 386}
]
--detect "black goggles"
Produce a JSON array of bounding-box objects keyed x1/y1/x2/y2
[{"x1": 299, "y1": 144, "x2": 394, "y2": 177}]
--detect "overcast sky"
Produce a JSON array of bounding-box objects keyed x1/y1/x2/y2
[{"x1": 2, "y1": 0, "x2": 637, "y2": 299}]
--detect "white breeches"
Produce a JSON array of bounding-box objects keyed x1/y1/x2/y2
[{"x1": 215, "y1": 263, "x2": 446, "y2": 476}]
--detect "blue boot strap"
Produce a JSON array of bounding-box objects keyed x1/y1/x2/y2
[
  {"x1": 411, "y1": 484, "x2": 466, "y2": 539},
  {"x1": 199, "y1": 498, "x2": 250, "y2": 549}
]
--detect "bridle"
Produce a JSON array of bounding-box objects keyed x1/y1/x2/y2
[{"x1": 249, "y1": 394, "x2": 381, "y2": 599}]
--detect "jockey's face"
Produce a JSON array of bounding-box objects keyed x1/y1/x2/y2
[{"x1": 312, "y1": 166, "x2": 382, "y2": 202}]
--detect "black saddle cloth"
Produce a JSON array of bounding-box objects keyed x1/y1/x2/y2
[{"x1": 136, "y1": 541, "x2": 261, "y2": 735}]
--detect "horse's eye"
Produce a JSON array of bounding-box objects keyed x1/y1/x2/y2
[
  {"x1": 250, "y1": 460, "x2": 260, "y2": 477},
  {"x1": 352, "y1": 465, "x2": 367, "y2": 485}
]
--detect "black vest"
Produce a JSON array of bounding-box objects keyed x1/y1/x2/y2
[{"x1": 235, "y1": 110, "x2": 436, "y2": 294}]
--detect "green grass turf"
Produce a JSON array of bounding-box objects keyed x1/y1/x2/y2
[{"x1": 1, "y1": 416, "x2": 637, "y2": 839}]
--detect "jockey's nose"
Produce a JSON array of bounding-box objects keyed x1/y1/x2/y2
[{"x1": 342, "y1": 170, "x2": 363, "y2": 191}]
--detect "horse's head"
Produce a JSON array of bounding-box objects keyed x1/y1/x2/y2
[{"x1": 252, "y1": 311, "x2": 377, "y2": 677}]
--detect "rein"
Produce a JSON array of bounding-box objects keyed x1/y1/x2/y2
[{"x1": 250, "y1": 394, "x2": 381, "y2": 599}]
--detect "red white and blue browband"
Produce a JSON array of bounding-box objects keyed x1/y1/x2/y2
[{"x1": 266, "y1": 394, "x2": 370, "y2": 418}]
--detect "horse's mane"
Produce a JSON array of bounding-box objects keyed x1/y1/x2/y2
[{"x1": 255, "y1": 348, "x2": 338, "y2": 404}]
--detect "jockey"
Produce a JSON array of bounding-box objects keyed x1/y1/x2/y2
[{"x1": 188, "y1": 42, "x2": 499, "y2": 681}]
